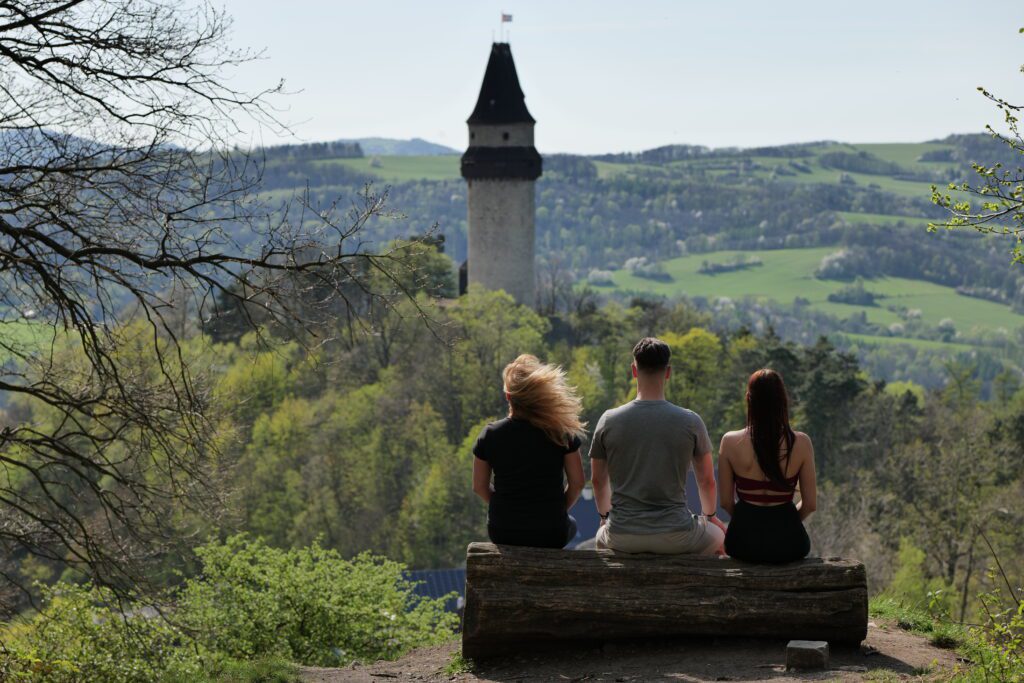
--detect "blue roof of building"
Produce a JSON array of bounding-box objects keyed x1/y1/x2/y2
[{"x1": 405, "y1": 568, "x2": 466, "y2": 613}]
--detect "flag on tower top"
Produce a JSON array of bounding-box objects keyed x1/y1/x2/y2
[{"x1": 501, "y1": 13, "x2": 512, "y2": 22}]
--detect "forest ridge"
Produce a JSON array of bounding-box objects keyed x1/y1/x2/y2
[{"x1": 246, "y1": 132, "x2": 1024, "y2": 394}]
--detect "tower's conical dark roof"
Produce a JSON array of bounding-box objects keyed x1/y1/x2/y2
[{"x1": 467, "y1": 43, "x2": 535, "y2": 125}]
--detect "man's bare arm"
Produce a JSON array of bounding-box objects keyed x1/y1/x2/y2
[
  {"x1": 692, "y1": 450, "x2": 718, "y2": 516},
  {"x1": 591, "y1": 458, "x2": 612, "y2": 518}
]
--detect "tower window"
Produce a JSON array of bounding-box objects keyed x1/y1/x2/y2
[
  {"x1": 470, "y1": 132, "x2": 476, "y2": 140},
  {"x1": 502, "y1": 131, "x2": 510, "y2": 141}
]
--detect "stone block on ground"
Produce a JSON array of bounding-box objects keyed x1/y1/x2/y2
[{"x1": 786, "y1": 639, "x2": 829, "y2": 670}]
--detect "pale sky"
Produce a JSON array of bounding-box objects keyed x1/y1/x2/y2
[{"x1": 218, "y1": 0, "x2": 1023, "y2": 154}]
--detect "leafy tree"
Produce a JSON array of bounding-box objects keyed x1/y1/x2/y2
[
  {"x1": 930, "y1": 28, "x2": 1024, "y2": 263},
  {"x1": 442, "y1": 287, "x2": 549, "y2": 439},
  {"x1": 876, "y1": 394, "x2": 1008, "y2": 621},
  {"x1": 660, "y1": 327, "x2": 723, "y2": 419},
  {"x1": 793, "y1": 338, "x2": 866, "y2": 477},
  {"x1": 392, "y1": 423, "x2": 487, "y2": 567},
  {"x1": 237, "y1": 396, "x2": 316, "y2": 547},
  {"x1": 283, "y1": 384, "x2": 385, "y2": 554},
  {"x1": 214, "y1": 338, "x2": 304, "y2": 430},
  {"x1": 885, "y1": 538, "x2": 954, "y2": 614},
  {"x1": 566, "y1": 346, "x2": 611, "y2": 430}
]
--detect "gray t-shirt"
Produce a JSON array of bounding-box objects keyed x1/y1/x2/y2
[{"x1": 589, "y1": 399, "x2": 712, "y2": 534}]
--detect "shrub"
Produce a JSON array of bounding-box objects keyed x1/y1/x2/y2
[
  {"x1": 815, "y1": 248, "x2": 881, "y2": 280},
  {"x1": 623, "y1": 256, "x2": 671, "y2": 282},
  {"x1": 0, "y1": 535, "x2": 457, "y2": 679},
  {"x1": 961, "y1": 581, "x2": 1024, "y2": 681},
  {"x1": 179, "y1": 535, "x2": 458, "y2": 667},
  {"x1": 827, "y1": 278, "x2": 880, "y2": 306},
  {"x1": 165, "y1": 657, "x2": 300, "y2": 683},
  {"x1": 587, "y1": 269, "x2": 615, "y2": 286},
  {"x1": 697, "y1": 255, "x2": 762, "y2": 275},
  {"x1": 0, "y1": 583, "x2": 204, "y2": 683}
]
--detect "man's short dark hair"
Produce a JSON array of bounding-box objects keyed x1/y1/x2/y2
[{"x1": 632, "y1": 337, "x2": 671, "y2": 373}]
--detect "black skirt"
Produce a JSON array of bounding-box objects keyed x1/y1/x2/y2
[{"x1": 724, "y1": 499, "x2": 810, "y2": 564}]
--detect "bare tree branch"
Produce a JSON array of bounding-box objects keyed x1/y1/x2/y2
[{"x1": 0, "y1": 0, "x2": 442, "y2": 615}]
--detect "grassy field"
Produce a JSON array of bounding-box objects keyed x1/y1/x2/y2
[
  {"x1": 593, "y1": 159, "x2": 658, "y2": 179},
  {"x1": 595, "y1": 247, "x2": 1024, "y2": 338},
  {"x1": 739, "y1": 156, "x2": 941, "y2": 199},
  {"x1": 282, "y1": 141, "x2": 964, "y2": 199},
  {"x1": 834, "y1": 332, "x2": 976, "y2": 353},
  {"x1": 789, "y1": 167, "x2": 931, "y2": 198},
  {"x1": 588, "y1": 141, "x2": 963, "y2": 200},
  {"x1": 856, "y1": 142, "x2": 952, "y2": 167},
  {"x1": 313, "y1": 155, "x2": 460, "y2": 182},
  {"x1": 833, "y1": 211, "x2": 932, "y2": 228}
]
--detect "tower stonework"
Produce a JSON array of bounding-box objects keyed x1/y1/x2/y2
[{"x1": 461, "y1": 43, "x2": 542, "y2": 306}]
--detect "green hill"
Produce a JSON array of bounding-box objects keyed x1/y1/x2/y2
[
  {"x1": 592, "y1": 246, "x2": 1023, "y2": 346},
  {"x1": 7, "y1": 133, "x2": 1013, "y2": 386},
  {"x1": 340, "y1": 137, "x2": 458, "y2": 156},
  {"x1": 239, "y1": 132, "x2": 1024, "y2": 386},
  {"x1": 315, "y1": 154, "x2": 459, "y2": 182}
]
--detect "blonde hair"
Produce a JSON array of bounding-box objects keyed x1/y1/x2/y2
[{"x1": 502, "y1": 354, "x2": 587, "y2": 448}]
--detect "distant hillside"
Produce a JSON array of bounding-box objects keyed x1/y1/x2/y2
[
  {"x1": 245, "y1": 131, "x2": 1024, "y2": 389},
  {"x1": 341, "y1": 137, "x2": 458, "y2": 156},
  {"x1": 15, "y1": 128, "x2": 1013, "y2": 386}
]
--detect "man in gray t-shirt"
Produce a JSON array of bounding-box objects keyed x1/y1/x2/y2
[{"x1": 590, "y1": 337, "x2": 726, "y2": 554}]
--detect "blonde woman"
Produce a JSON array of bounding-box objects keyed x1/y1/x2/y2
[{"x1": 472, "y1": 354, "x2": 587, "y2": 548}]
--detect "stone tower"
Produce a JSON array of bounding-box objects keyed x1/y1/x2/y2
[{"x1": 461, "y1": 43, "x2": 542, "y2": 306}]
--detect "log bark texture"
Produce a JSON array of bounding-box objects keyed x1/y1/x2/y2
[{"x1": 462, "y1": 542, "x2": 868, "y2": 659}]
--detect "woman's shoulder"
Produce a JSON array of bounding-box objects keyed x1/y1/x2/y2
[
  {"x1": 720, "y1": 428, "x2": 748, "y2": 444},
  {"x1": 718, "y1": 429, "x2": 747, "y2": 456},
  {"x1": 791, "y1": 431, "x2": 814, "y2": 461}
]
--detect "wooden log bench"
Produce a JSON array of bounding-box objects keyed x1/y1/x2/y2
[{"x1": 462, "y1": 542, "x2": 868, "y2": 659}]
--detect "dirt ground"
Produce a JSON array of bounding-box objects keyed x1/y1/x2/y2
[{"x1": 299, "y1": 620, "x2": 965, "y2": 682}]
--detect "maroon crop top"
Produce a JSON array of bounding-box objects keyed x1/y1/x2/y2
[{"x1": 734, "y1": 473, "x2": 799, "y2": 504}]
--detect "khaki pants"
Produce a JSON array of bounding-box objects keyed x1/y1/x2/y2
[{"x1": 595, "y1": 516, "x2": 723, "y2": 555}]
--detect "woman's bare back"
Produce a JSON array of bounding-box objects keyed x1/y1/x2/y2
[{"x1": 720, "y1": 429, "x2": 810, "y2": 504}]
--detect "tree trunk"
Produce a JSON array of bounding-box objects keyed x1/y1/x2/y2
[{"x1": 463, "y1": 542, "x2": 868, "y2": 659}]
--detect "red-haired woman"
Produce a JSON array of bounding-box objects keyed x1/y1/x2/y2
[
  {"x1": 472, "y1": 354, "x2": 587, "y2": 548},
  {"x1": 718, "y1": 369, "x2": 816, "y2": 563}
]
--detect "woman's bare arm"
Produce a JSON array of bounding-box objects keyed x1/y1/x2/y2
[
  {"x1": 472, "y1": 457, "x2": 493, "y2": 503},
  {"x1": 718, "y1": 434, "x2": 736, "y2": 517},
  {"x1": 795, "y1": 434, "x2": 817, "y2": 521},
  {"x1": 563, "y1": 450, "x2": 585, "y2": 511}
]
